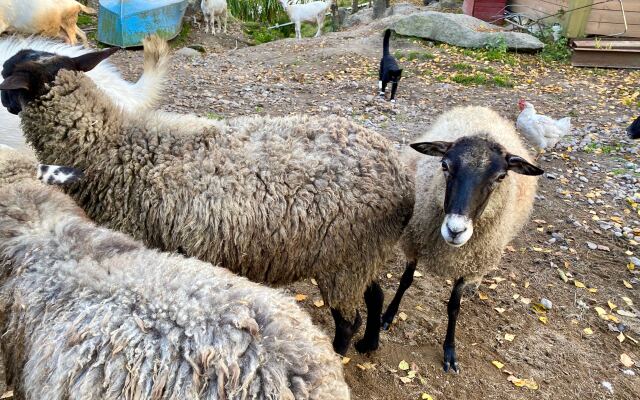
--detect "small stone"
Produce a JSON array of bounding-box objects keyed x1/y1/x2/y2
[
  {"x1": 176, "y1": 47, "x2": 201, "y2": 58},
  {"x1": 586, "y1": 241, "x2": 597, "y2": 250}
]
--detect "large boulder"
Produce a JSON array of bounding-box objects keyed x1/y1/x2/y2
[{"x1": 390, "y1": 11, "x2": 544, "y2": 50}]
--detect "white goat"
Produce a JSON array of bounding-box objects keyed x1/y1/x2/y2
[
  {"x1": 0, "y1": 0, "x2": 96, "y2": 46},
  {"x1": 279, "y1": 0, "x2": 332, "y2": 39},
  {"x1": 201, "y1": 0, "x2": 227, "y2": 35}
]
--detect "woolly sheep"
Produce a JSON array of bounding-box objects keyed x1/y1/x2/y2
[
  {"x1": 381, "y1": 106, "x2": 543, "y2": 372},
  {"x1": 0, "y1": 146, "x2": 350, "y2": 400},
  {"x1": 0, "y1": 36, "x2": 414, "y2": 355},
  {"x1": 201, "y1": 0, "x2": 228, "y2": 35},
  {"x1": 0, "y1": 35, "x2": 169, "y2": 149},
  {"x1": 278, "y1": 0, "x2": 331, "y2": 39},
  {"x1": 0, "y1": 0, "x2": 96, "y2": 45}
]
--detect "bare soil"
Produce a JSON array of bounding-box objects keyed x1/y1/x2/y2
[{"x1": 2, "y1": 7, "x2": 640, "y2": 399}]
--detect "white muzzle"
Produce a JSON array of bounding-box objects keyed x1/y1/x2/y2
[{"x1": 441, "y1": 214, "x2": 473, "y2": 247}]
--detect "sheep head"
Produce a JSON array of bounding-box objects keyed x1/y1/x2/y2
[
  {"x1": 0, "y1": 47, "x2": 118, "y2": 114},
  {"x1": 411, "y1": 135, "x2": 543, "y2": 247}
]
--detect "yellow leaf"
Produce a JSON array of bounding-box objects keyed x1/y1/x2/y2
[
  {"x1": 622, "y1": 296, "x2": 633, "y2": 306},
  {"x1": 611, "y1": 216, "x2": 623, "y2": 223},
  {"x1": 421, "y1": 394, "x2": 434, "y2": 400},
  {"x1": 513, "y1": 293, "x2": 520, "y2": 300},
  {"x1": 386, "y1": 273, "x2": 393, "y2": 279},
  {"x1": 407, "y1": 370, "x2": 416, "y2": 379},
  {"x1": 532, "y1": 247, "x2": 543, "y2": 252},
  {"x1": 588, "y1": 287, "x2": 598, "y2": 293},
  {"x1": 574, "y1": 280, "x2": 586, "y2": 288},
  {"x1": 504, "y1": 333, "x2": 515, "y2": 342},
  {"x1": 294, "y1": 294, "x2": 308, "y2": 302},
  {"x1": 495, "y1": 307, "x2": 506, "y2": 314},
  {"x1": 594, "y1": 307, "x2": 607, "y2": 316},
  {"x1": 583, "y1": 327, "x2": 593, "y2": 335},
  {"x1": 478, "y1": 291, "x2": 489, "y2": 300},
  {"x1": 356, "y1": 362, "x2": 376, "y2": 370},
  {"x1": 342, "y1": 357, "x2": 351, "y2": 365},
  {"x1": 621, "y1": 353, "x2": 635, "y2": 367},
  {"x1": 399, "y1": 376, "x2": 412, "y2": 384},
  {"x1": 413, "y1": 271, "x2": 423, "y2": 278},
  {"x1": 539, "y1": 316, "x2": 548, "y2": 324},
  {"x1": 520, "y1": 297, "x2": 531, "y2": 305},
  {"x1": 507, "y1": 375, "x2": 539, "y2": 390},
  {"x1": 623, "y1": 280, "x2": 633, "y2": 289},
  {"x1": 310, "y1": 278, "x2": 318, "y2": 286},
  {"x1": 618, "y1": 333, "x2": 626, "y2": 343},
  {"x1": 398, "y1": 312, "x2": 408, "y2": 321},
  {"x1": 313, "y1": 299, "x2": 324, "y2": 307},
  {"x1": 492, "y1": 360, "x2": 505, "y2": 369},
  {"x1": 488, "y1": 283, "x2": 498, "y2": 290},
  {"x1": 558, "y1": 269, "x2": 568, "y2": 283},
  {"x1": 608, "y1": 301, "x2": 617, "y2": 310},
  {"x1": 628, "y1": 263, "x2": 636, "y2": 271},
  {"x1": 494, "y1": 277, "x2": 506, "y2": 283},
  {"x1": 398, "y1": 360, "x2": 409, "y2": 371}
]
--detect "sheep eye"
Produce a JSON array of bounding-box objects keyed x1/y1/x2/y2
[
  {"x1": 496, "y1": 172, "x2": 507, "y2": 182},
  {"x1": 441, "y1": 161, "x2": 449, "y2": 172}
]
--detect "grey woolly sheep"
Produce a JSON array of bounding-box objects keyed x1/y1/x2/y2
[
  {"x1": 0, "y1": 147, "x2": 350, "y2": 400},
  {"x1": 381, "y1": 106, "x2": 543, "y2": 373},
  {"x1": 0, "y1": 36, "x2": 414, "y2": 355}
]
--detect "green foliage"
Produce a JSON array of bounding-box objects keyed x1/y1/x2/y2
[
  {"x1": 539, "y1": 36, "x2": 571, "y2": 63},
  {"x1": 228, "y1": 0, "x2": 286, "y2": 24},
  {"x1": 492, "y1": 74, "x2": 514, "y2": 88},
  {"x1": 451, "y1": 73, "x2": 487, "y2": 85},
  {"x1": 77, "y1": 14, "x2": 95, "y2": 27},
  {"x1": 394, "y1": 50, "x2": 434, "y2": 61},
  {"x1": 170, "y1": 20, "x2": 192, "y2": 47},
  {"x1": 452, "y1": 62, "x2": 472, "y2": 71},
  {"x1": 206, "y1": 112, "x2": 224, "y2": 120}
]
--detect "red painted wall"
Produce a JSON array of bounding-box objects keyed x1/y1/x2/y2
[{"x1": 462, "y1": 0, "x2": 507, "y2": 24}]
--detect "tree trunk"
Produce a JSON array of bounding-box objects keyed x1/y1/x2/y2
[
  {"x1": 372, "y1": 0, "x2": 387, "y2": 19},
  {"x1": 351, "y1": 0, "x2": 359, "y2": 14}
]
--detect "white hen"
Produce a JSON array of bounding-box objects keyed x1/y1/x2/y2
[{"x1": 516, "y1": 99, "x2": 571, "y2": 151}]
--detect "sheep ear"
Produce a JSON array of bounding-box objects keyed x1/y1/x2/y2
[
  {"x1": 0, "y1": 75, "x2": 29, "y2": 90},
  {"x1": 410, "y1": 141, "x2": 452, "y2": 156},
  {"x1": 71, "y1": 47, "x2": 119, "y2": 72},
  {"x1": 506, "y1": 154, "x2": 544, "y2": 176},
  {"x1": 37, "y1": 164, "x2": 84, "y2": 185}
]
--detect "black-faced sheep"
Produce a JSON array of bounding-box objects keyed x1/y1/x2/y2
[
  {"x1": 628, "y1": 116, "x2": 640, "y2": 139},
  {"x1": 0, "y1": 146, "x2": 351, "y2": 400},
  {"x1": 381, "y1": 106, "x2": 543, "y2": 373},
  {"x1": 0, "y1": 34, "x2": 169, "y2": 149},
  {"x1": 0, "y1": 36, "x2": 414, "y2": 355}
]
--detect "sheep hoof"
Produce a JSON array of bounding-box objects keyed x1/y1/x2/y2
[
  {"x1": 443, "y1": 346, "x2": 460, "y2": 373},
  {"x1": 380, "y1": 312, "x2": 395, "y2": 330},
  {"x1": 354, "y1": 338, "x2": 378, "y2": 354}
]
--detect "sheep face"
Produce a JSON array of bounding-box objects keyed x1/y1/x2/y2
[
  {"x1": 37, "y1": 164, "x2": 83, "y2": 185},
  {"x1": 0, "y1": 47, "x2": 117, "y2": 114},
  {"x1": 628, "y1": 116, "x2": 640, "y2": 140},
  {"x1": 411, "y1": 135, "x2": 543, "y2": 247}
]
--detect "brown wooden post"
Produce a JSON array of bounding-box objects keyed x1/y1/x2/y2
[{"x1": 564, "y1": 0, "x2": 593, "y2": 38}]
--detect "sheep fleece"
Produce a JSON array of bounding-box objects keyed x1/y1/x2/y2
[
  {"x1": 401, "y1": 106, "x2": 538, "y2": 282},
  {"x1": 22, "y1": 70, "x2": 414, "y2": 319},
  {"x1": 0, "y1": 150, "x2": 350, "y2": 400}
]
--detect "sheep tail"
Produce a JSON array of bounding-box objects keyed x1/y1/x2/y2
[{"x1": 130, "y1": 35, "x2": 171, "y2": 110}]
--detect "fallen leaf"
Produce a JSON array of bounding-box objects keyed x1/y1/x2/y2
[
  {"x1": 399, "y1": 376, "x2": 412, "y2": 384},
  {"x1": 413, "y1": 271, "x2": 423, "y2": 278},
  {"x1": 513, "y1": 293, "x2": 520, "y2": 300},
  {"x1": 0, "y1": 391, "x2": 12, "y2": 399},
  {"x1": 587, "y1": 287, "x2": 598, "y2": 293},
  {"x1": 313, "y1": 299, "x2": 324, "y2": 307},
  {"x1": 617, "y1": 309, "x2": 636, "y2": 318},
  {"x1": 504, "y1": 333, "x2": 515, "y2": 342},
  {"x1": 294, "y1": 294, "x2": 308, "y2": 302},
  {"x1": 574, "y1": 280, "x2": 586, "y2": 288},
  {"x1": 489, "y1": 283, "x2": 498, "y2": 290},
  {"x1": 623, "y1": 280, "x2": 633, "y2": 289},
  {"x1": 494, "y1": 277, "x2": 506, "y2": 283},
  {"x1": 495, "y1": 307, "x2": 506, "y2": 314},
  {"x1": 618, "y1": 333, "x2": 625, "y2": 343},
  {"x1": 520, "y1": 297, "x2": 531, "y2": 305},
  {"x1": 608, "y1": 301, "x2": 617, "y2": 310},
  {"x1": 507, "y1": 375, "x2": 539, "y2": 390},
  {"x1": 558, "y1": 269, "x2": 568, "y2": 283},
  {"x1": 538, "y1": 316, "x2": 548, "y2": 324},
  {"x1": 398, "y1": 360, "x2": 409, "y2": 371},
  {"x1": 356, "y1": 362, "x2": 376, "y2": 370},
  {"x1": 478, "y1": 291, "x2": 489, "y2": 300},
  {"x1": 628, "y1": 262, "x2": 635, "y2": 272},
  {"x1": 342, "y1": 357, "x2": 351, "y2": 365},
  {"x1": 583, "y1": 327, "x2": 593, "y2": 335},
  {"x1": 524, "y1": 281, "x2": 530, "y2": 288},
  {"x1": 506, "y1": 245, "x2": 516, "y2": 252},
  {"x1": 492, "y1": 360, "x2": 505, "y2": 369},
  {"x1": 386, "y1": 273, "x2": 393, "y2": 279},
  {"x1": 622, "y1": 297, "x2": 633, "y2": 306},
  {"x1": 407, "y1": 370, "x2": 416, "y2": 379},
  {"x1": 595, "y1": 307, "x2": 607, "y2": 316},
  {"x1": 421, "y1": 394, "x2": 434, "y2": 400},
  {"x1": 398, "y1": 312, "x2": 408, "y2": 321},
  {"x1": 621, "y1": 353, "x2": 635, "y2": 367},
  {"x1": 310, "y1": 278, "x2": 318, "y2": 286}
]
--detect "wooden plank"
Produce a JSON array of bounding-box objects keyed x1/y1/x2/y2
[
  {"x1": 588, "y1": 9, "x2": 640, "y2": 25},
  {"x1": 585, "y1": 20, "x2": 640, "y2": 36},
  {"x1": 565, "y1": 0, "x2": 593, "y2": 38},
  {"x1": 591, "y1": 0, "x2": 640, "y2": 13},
  {"x1": 572, "y1": 47, "x2": 640, "y2": 68}
]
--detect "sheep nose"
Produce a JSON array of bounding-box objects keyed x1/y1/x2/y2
[{"x1": 446, "y1": 224, "x2": 467, "y2": 239}]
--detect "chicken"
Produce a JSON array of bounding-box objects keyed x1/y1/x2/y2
[{"x1": 516, "y1": 99, "x2": 571, "y2": 153}]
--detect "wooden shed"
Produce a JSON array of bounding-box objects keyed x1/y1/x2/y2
[
  {"x1": 509, "y1": 0, "x2": 640, "y2": 38},
  {"x1": 462, "y1": 0, "x2": 509, "y2": 23}
]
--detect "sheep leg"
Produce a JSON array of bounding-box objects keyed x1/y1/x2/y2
[
  {"x1": 295, "y1": 21, "x2": 302, "y2": 39},
  {"x1": 330, "y1": 308, "x2": 362, "y2": 356},
  {"x1": 315, "y1": 14, "x2": 324, "y2": 38},
  {"x1": 380, "y1": 259, "x2": 416, "y2": 330},
  {"x1": 354, "y1": 281, "x2": 383, "y2": 353},
  {"x1": 443, "y1": 277, "x2": 465, "y2": 373}
]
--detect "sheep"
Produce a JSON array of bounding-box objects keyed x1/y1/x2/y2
[
  {"x1": 0, "y1": 146, "x2": 351, "y2": 400},
  {"x1": 627, "y1": 116, "x2": 640, "y2": 139},
  {"x1": 380, "y1": 106, "x2": 543, "y2": 373},
  {"x1": 0, "y1": 34, "x2": 169, "y2": 149},
  {"x1": 0, "y1": 36, "x2": 414, "y2": 356},
  {"x1": 201, "y1": 0, "x2": 228, "y2": 35},
  {"x1": 0, "y1": 0, "x2": 96, "y2": 46},
  {"x1": 279, "y1": 0, "x2": 332, "y2": 39}
]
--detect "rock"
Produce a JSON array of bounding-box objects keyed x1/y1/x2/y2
[
  {"x1": 629, "y1": 256, "x2": 640, "y2": 267},
  {"x1": 540, "y1": 298, "x2": 553, "y2": 310},
  {"x1": 586, "y1": 241, "x2": 598, "y2": 250},
  {"x1": 390, "y1": 12, "x2": 544, "y2": 50},
  {"x1": 188, "y1": 44, "x2": 207, "y2": 53},
  {"x1": 176, "y1": 47, "x2": 201, "y2": 58}
]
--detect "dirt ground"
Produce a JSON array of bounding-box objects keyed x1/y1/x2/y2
[{"x1": 2, "y1": 4, "x2": 640, "y2": 399}]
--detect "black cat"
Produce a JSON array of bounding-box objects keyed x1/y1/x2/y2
[
  {"x1": 628, "y1": 116, "x2": 640, "y2": 139},
  {"x1": 379, "y1": 29, "x2": 402, "y2": 103}
]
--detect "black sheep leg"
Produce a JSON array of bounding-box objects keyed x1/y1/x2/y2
[
  {"x1": 331, "y1": 308, "x2": 362, "y2": 355},
  {"x1": 354, "y1": 281, "x2": 384, "y2": 353},
  {"x1": 381, "y1": 259, "x2": 417, "y2": 330},
  {"x1": 443, "y1": 277, "x2": 465, "y2": 373}
]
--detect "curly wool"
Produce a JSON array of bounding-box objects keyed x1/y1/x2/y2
[
  {"x1": 21, "y1": 70, "x2": 414, "y2": 320},
  {"x1": 0, "y1": 148, "x2": 350, "y2": 400},
  {"x1": 401, "y1": 106, "x2": 538, "y2": 282}
]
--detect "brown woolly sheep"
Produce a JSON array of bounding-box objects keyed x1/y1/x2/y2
[{"x1": 0, "y1": 36, "x2": 414, "y2": 355}]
